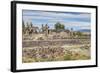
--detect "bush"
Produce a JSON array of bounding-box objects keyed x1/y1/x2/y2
[
  {"x1": 63, "y1": 54, "x2": 72, "y2": 60},
  {"x1": 37, "y1": 37, "x2": 44, "y2": 40}
]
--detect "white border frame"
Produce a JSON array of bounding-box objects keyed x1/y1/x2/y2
[{"x1": 16, "y1": 3, "x2": 96, "y2": 70}]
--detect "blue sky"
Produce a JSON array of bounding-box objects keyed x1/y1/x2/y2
[{"x1": 22, "y1": 10, "x2": 91, "y2": 31}]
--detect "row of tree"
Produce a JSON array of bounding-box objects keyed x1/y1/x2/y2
[{"x1": 23, "y1": 21, "x2": 65, "y2": 30}]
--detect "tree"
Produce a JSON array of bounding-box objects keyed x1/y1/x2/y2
[
  {"x1": 22, "y1": 21, "x2": 25, "y2": 34},
  {"x1": 55, "y1": 22, "x2": 60, "y2": 30},
  {"x1": 76, "y1": 31, "x2": 82, "y2": 37},
  {"x1": 60, "y1": 24, "x2": 65, "y2": 30},
  {"x1": 71, "y1": 28, "x2": 73, "y2": 31},
  {"x1": 54, "y1": 22, "x2": 65, "y2": 31},
  {"x1": 22, "y1": 21, "x2": 25, "y2": 29}
]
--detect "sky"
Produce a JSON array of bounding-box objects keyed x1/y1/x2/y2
[{"x1": 22, "y1": 10, "x2": 91, "y2": 31}]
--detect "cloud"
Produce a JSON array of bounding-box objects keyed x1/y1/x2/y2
[
  {"x1": 23, "y1": 10, "x2": 91, "y2": 22},
  {"x1": 62, "y1": 21, "x2": 90, "y2": 27},
  {"x1": 22, "y1": 10, "x2": 91, "y2": 30},
  {"x1": 23, "y1": 10, "x2": 90, "y2": 19}
]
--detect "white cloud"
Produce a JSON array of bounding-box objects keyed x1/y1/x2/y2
[
  {"x1": 62, "y1": 21, "x2": 90, "y2": 27},
  {"x1": 23, "y1": 10, "x2": 91, "y2": 30},
  {"x1": 23, "y1": 10, "x2": 91, "y2": 22}
]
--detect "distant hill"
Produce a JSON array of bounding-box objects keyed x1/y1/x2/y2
[{"x1": 77, "y1": 29, "x2": 91, "y2": 32}]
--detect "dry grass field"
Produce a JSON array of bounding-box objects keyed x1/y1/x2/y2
[
  {"x1": 22, "y1": 10, "x2": 91, "y2": 63},
  {"x1": 22, "y1": 39, "x2": 91, "y2": 63}
]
